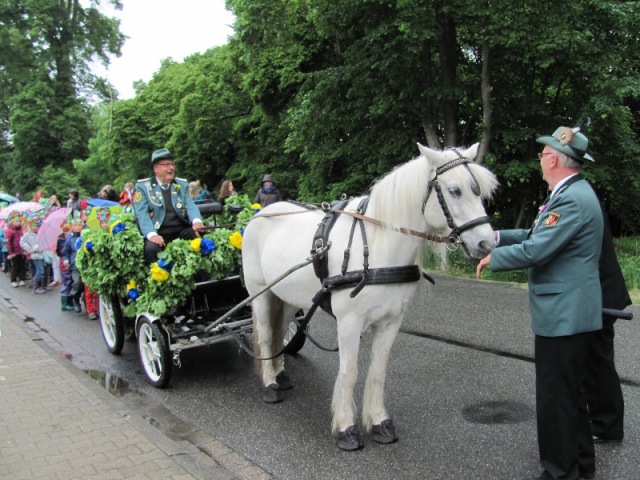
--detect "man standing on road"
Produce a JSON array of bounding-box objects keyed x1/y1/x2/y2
[
  {"x1": 586, "y1": 205, "x2": 631, "y2": 445},
  {"x1": 476, "y1": 126, "x2": 603, "y2": 480},
  {"x1": 133, "y1": 148, "x2": 204, "y2": 264}
]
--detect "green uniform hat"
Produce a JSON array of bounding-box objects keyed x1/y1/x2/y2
[
  {"x1": 150, "y1": 148, "x2": 174, "y2": 168},
  {"x1": 536, "y1": 126, "x2": 594, "y2": 162}
]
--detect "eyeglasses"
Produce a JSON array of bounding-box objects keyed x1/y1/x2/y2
[
  {"x1": 538, "y1": 152, "x2": 555, "y2": 160},
  {"x1": 156, "y1": 161, "x2": 175, "y2": 167}
]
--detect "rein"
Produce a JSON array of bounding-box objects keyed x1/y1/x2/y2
[{"x1": 330, "y1": 208, "x2": 459, "y2": 244}]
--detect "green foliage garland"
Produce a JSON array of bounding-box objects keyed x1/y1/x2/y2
[{"x1": 76, "y1": 196, "x2": 258, "y2": 317}]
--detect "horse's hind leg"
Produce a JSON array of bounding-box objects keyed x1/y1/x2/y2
[
  {"x1": 332, "y1": 314, "x2": 364, "y2": 450},
  {"x1": 362, "y1": 317, "x2": 402, "y2": 444},
  {"x1": 253, "y1": 292, "x2": 284, "y2": 403},
  {"x1": 272, "y1": 304, "x2": 298, "y2": 391}
]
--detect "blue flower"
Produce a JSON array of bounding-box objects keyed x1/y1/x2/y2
[
  {"x1": 158, "y1": 258, "x2": 173, "y2": 271},
  {"x1": 75, "y1": 237, "x2": 83, "y2": 249},
  {"x1": 84, "y1": 240, "x2": 94, "y2": 254},
  {"x1": 200, "y1": 238, "x2": 216, "y2": 255},
  {"x1": 127, "y1": 288, "x2": 139, "y2": 301},
  {"x1": 111, "y1": 222, "x2": 126, "y2": 235}
]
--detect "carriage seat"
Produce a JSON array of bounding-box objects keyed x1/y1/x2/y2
[{"x1": 197, "y1": 201, "x2": 223, "y2": 217}]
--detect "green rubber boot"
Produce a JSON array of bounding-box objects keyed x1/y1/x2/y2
[{"x1": 61, "y1": 295, "x2": 75, "y2": 311}]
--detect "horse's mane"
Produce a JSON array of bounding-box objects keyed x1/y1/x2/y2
[{"x1": 367, "y1": 149, "x2": 498, "y2": 251}]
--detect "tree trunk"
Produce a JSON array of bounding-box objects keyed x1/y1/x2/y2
[
  {"x1": 477, "y1": 38, "x2": 492, "y2": 165},
  {"x1": 438, "y1": 13, "x2": 458, "y2": 147}
]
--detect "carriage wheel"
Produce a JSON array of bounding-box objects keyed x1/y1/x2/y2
[
  {"x1": 283, "y1": 310, "x2": 307, "y2": 354},
  {"x1": 137, "y1": 316, "x2": 172, "y2": 388},
  {"x1": 99, "y1": 295, "x2": 125, "y2": 355}
]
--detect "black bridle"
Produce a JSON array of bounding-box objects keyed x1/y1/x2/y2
[{"x1": 420, "y1": 152, "x2": 491, "y2": 245}]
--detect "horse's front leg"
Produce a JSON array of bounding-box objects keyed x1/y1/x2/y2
[
  {"x1": 332, "y1": 314, "x2": 363, "y2": 450},
  {"x1": 362, "y1": 316, "x2": 402, "y2": 444}
]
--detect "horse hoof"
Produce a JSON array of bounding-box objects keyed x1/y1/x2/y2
[
  {"x1": 276, "y1": 371, "x2": 292, "y2": 390},
  {"x1": 372, "y1": 418, "x2": 398, "y2": 444},
  {"x1": 262, "y1": 383, "x2": 283, "y2": 403},
  {"x1": 336, "y1": 425, "x2": 364, "y2": 451}
]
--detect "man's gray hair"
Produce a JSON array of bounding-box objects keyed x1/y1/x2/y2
[{"x1": 555, "y1": 150, "x2": 583, "y2": 170}]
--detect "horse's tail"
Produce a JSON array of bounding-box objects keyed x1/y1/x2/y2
[{"x1": 252, "y1": 309, "x2": 263, "y2": 375}]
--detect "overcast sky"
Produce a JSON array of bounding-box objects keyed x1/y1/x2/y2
[{"x1": 93, "y1": 0, "x2": 235, "y2": 99}]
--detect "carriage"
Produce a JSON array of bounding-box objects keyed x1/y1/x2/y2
[{"x1": 82, "y1": 200, "x2": 307, "y2": 388}]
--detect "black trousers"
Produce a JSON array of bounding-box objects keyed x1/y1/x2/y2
[
  {"x1": 584, "y1": 316, "x2": 624, "y2": 440},
  {"x1": 10, "y1": 254, "x2": 27, "y2": 282},
  {"x1": 535, "y1": 332, "x2": 595, "y2": 480},
  {"x1": 143, "y1": 225, "x2": 198, "y2": 264}
]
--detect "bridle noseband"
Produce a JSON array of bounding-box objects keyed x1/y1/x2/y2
[{"x1": 420, "y1": 152, "x2": 491, "y2": 245}]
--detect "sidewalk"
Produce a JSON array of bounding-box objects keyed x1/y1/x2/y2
[{"x1": 0, "y1": 290, "x2": 271, "y2": 480}]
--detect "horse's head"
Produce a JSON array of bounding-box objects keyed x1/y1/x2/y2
[{"x1": 417, "y1": 143, "x2": 499, "y2": 260}]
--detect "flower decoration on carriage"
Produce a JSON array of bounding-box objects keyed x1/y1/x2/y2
[
  {"x1": 251, "y1": 203, "x2": 262, "y2": 213},
  {"x1": 190, "y1": 237, "x2": 202, "y2": 253},
  {"x1": 229, "y1": 231, "x2": 243, "y2": 250},
  {"x1": 109, "y1": 219, "x2": 126, "y2": 235},
  {"x1": 200, "y1": 237, "x2": 216, "y2": 255},
  {"x1": 83, "y1": 239, "x2": 95, "y2": 255},
  {"x1": 150, "y1": 262, "x2": 170, "y2": 282},
  {"x1": 157, "y1": 258, "x2": 173, "y2": 272},
  {"x1": 126, "y1": 279, "x2": 139, "y2": 301},
  {"x1": 75, "y1": 236, "x2": 84, "y2": 250}
]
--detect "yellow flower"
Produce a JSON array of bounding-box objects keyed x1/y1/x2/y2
[
  {"x1": 190, "y1": 237, "x2": 202, "y2": 252},
  {"x1": 251, "y1": 203, "x2": 262, "y2": 210},
  {"x1": 126, "y1": 279, "x2": 136, "y2": 291},
  {"x1": 150, "y1": 263, "x2": 170, "y2": 282},
  {"x1": 229, "y1": 231, "x2": 243, "y2": 249}
]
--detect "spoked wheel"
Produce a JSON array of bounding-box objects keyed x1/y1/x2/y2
[
  {"x1": 99, "y1": 295, "x2": 125, "y2": 355},
  {"x1": 137, "y1": 316, "x2": 172, "y2": 388},
  {"x1": 283, "y1": 310, "x2": 307, "y2": 354}
]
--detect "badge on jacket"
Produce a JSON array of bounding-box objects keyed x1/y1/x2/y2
[{"x1": 544, "y1": 211, "x2": 561, "y2": 226}]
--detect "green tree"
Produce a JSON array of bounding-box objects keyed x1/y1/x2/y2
[{"x1": 0, "y1": 0, "x2": 125, "y2": 194}]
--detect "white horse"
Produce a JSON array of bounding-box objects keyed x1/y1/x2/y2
[{"x1": 242, "y1": 143, "x2": 499, "y2": 450}]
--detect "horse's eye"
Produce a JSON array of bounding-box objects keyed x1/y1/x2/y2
[{"x1": 448, "y1": 187, "x2": 462, "y2": 198}]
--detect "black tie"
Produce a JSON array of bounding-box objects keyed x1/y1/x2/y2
[{"x1": 161, "y1": 183, "x2": 169, "y2": 191}]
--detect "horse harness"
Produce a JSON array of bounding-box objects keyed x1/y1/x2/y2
[{"x1": 309, "y1": 150, "x2": 491, "y2": 315}]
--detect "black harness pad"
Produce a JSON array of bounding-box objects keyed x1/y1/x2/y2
[{"x1": 311, "y1": 199, "x2": 349, "y2": 280}]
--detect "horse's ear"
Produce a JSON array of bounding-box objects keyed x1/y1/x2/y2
[
  {"x1": 417, "y1": 143, "x2": 434, "y2": 159},
  {"x1": 466, "y1": 143, "x2": 480, "y2": 161}
]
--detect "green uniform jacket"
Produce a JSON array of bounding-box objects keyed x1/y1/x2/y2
[
  {"x1": 490, "y1": 176, "x2": 603, "y2": 337},
  {"x1": 133, "y1": 177, "x2": 201, "y2": 238}
]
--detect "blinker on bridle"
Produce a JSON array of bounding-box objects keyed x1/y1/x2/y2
[{"x1": 421, "y1": 149, "x2": 491, "y2": 244}]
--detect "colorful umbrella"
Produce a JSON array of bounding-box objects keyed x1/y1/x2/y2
[
  {"x1": 36, "y1": 207, "x2": 71, "y2": 252},
  {"x1": 86, "y1": 205, "x2": 123, "y2": 231},
  {"x1": 86, "y1": 198, "x2": 120, "y2": 207},
  {"x1": 0, "y1": 201, "x2": 46, "y2": 220},
  {"x1": 0, "y1": 193, "x2": 18, "y2": 204}
]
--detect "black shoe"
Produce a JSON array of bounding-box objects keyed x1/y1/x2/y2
[{"x1": 592, "y1": 435, "x2": 622, "y2": 444}]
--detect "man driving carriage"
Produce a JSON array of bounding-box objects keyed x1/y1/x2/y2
[{"x1": 133, "y1": 148, "x2": 204, "y2": 264}]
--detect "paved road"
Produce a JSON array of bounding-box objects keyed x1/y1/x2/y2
[{"x1": 3, "y1": 273, "x2": 640, "y2": 479}]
